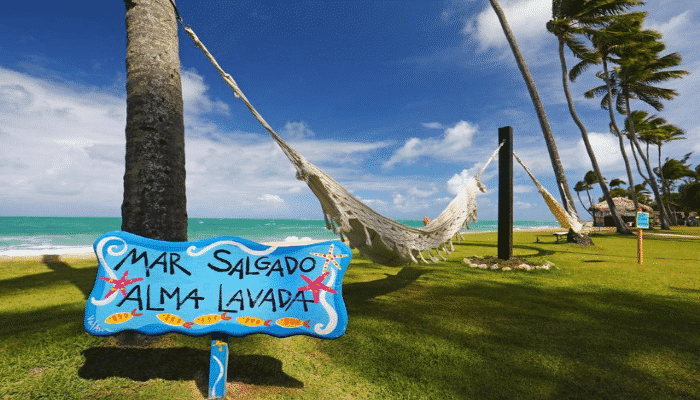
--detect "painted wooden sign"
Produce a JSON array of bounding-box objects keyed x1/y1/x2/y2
[
  {"x1": 84, "y1": 231, "x2": 351, "y2": 339},
  {"x1": 636, "y1": 212, "x2": 650, "y2": 229}
]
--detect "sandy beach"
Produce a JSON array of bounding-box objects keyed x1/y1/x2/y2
[
  {"x1": 0, "y1": 225, "x2": 632, "y2": 263},
  {"x1": 0, "y1": 238, "x2": 330, "y2": 262}
]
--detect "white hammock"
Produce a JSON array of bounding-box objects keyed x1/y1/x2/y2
[
  {"x1": 181, "y1": 25, "x2": 502, "y2": 266},
  {"x1": 513, "y1": 152, "x2": 583, "y2": 233}
]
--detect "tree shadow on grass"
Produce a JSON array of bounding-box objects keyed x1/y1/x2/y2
[
  {"x1": 42, "y1": 255, "x2": 95, "y2": 299},
  {"x1": 339, "y1": 279, "x2": 700, "y2": 399},
  {"x1": 79, "y1": 347, "x2": 303, "y2": 397},
  {"x1": 0, "y1": 304, "x2": 84, "y2": 339},
  {"x1": 342, "y1": 266, "x2": 433, "y2": 304},
  {"x1": 0, "y1": 256, "x2": 97, "y2": 300}
]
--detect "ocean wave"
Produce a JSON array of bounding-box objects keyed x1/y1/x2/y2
[
  {"x1": 282, "y1": 236, "x2": 315, "y2": 242},
  {"x1": 0, "y1": 246, "x2": 95, "y2": 257}
]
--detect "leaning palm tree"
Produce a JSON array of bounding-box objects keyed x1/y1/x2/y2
[
  {"x1": 547, "y1": 0, "x2": 641, "y2": 234},
  {"x1": 614, "y1": 39, "x2": 689, "y2": 228},
  {"x1": 625, "y1": 110, "x2": 685, "y2": 223},
  {"x1": 488, "y1": 0, "x2": 580, "y2": 224},
  {"x1": 122, "y1": 0, "x2": 188, "y2": 242},
  {"x1": 574, "y1": 12, "x2": 651, "y2": 216},
  {"x1": 547, "y1": 0, "x2": 644, "y2": 234},
  {"x1": 629, "y1": 112, "x2": 684, "y2": 184}
]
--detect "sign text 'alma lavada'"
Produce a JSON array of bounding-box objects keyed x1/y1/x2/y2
[{"x1": 84, "y1": 231, "x2": 351, "y2": 339}]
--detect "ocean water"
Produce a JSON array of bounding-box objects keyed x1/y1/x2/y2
[{"x1": 0, "y1": 216, "x2": 558, "y2": 256}]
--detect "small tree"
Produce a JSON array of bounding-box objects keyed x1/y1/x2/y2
[{"x1": 575, "y1": 180, "x2": 594, "y2": 217}]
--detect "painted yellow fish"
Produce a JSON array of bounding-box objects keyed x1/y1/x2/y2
[
  {"x1": 236, "y1": 316, "x2": 271, "y2": 327},
  {"x1": 157, "y1": 313, "x2": 193, "y2": 329},
  {"x1": 276, "y1": 317, "x2": 311, "y2": 329},
  {"x1": 105, "y1": 308, "x2": 142, "y2": 324},
  {"x1": 194, "y1": 312, "x2": 232, "y2": 326}
]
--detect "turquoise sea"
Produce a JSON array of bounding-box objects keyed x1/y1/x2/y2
[{"x1": 0, "y1": 217, "x2": 558, "y2": 255}]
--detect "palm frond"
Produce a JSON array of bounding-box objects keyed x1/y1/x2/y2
[
  {"x1": 583, "y1": 83, "x2": 609, "y2": 99},
  {"x1": 564, "y1": 35, "x2": 595, "y2": 59},
  {"x1": 569, "y1": 57, "x2": 599, "y2": 82}
]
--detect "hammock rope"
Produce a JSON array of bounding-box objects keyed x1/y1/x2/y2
[
  {"x1": 513, "y1": 152, "x2": 583, "y2": 233},
  {"x1": 176, "y1": 17, "x2": 502, "y2": 266}
]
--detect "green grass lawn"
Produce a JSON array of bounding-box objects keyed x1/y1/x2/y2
[{"x1": 1, "y1": 228, "x2": 699, "y2": 399}]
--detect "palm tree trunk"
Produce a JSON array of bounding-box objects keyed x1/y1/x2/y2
[
  {"x1": 558, "y1": 39, "x2": 629, "y2": 234},
  {"x1": 602, "y1": 60, "x2": 640, "y2": 212},
  {"x1": 122, "y1": 0, "x2": 188, "y2": 242},
  {"x1": 576, "y1": 191, "x2": 593, "y2": 217},
  {"x1": 585, "y1": 187, "x2": 593, "y2": 209},
  {"x1": 489, "y1": 0, "x2": 579, "y2": 220},
  {"x1": 657, "y1": 145, "x2": 678, "y2": 225},
  {"x1": 630, "y1": 138, "x2": 649, "y2": 181},
  {"x1": 624, "y1": 95, "x2": 671, "y2": 229}
]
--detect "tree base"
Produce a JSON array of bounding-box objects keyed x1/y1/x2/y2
[{"x1": 567, "y1": 229, "x2": 594, "y2": 245}]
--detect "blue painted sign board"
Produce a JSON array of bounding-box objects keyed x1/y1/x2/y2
[
  {"x1": 84, "y1": 231, "x2": 351, "y2": 339},
  {"x1": 636, "y1": 212, "x2": 650, "y2": 229}
]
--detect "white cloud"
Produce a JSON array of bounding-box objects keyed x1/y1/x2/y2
[
  {"x1": 280, "y1": 121, "x2": 315, "y2": 139},
  {"x1": 390, "y1": 192, "x2": 433, "y2": 214},
  {"x1": 258, "y1": 194, "x2": 284, "y2": 203},
  {"x1": 0, "y1": 67, "x2": 126, "y2": 215},
  {"x1": 447, "y1": 169, "x2": 478, "y2": 195},
  {"x1": 408, "y1": 186, "x2": 438, "y2": 198},
  {"x1": 646, "y1": 11, "x2": 694, "y2": 53},
  {"x1": 181, "y1": 69, "x2": 229, "y2": 116},
  {"x1": 570, "y1": 132, "x2": 624, "y2": 170},
  {"x1": 0, "y1": 66, "x2": 396, "y2": 218},
  {"x1": 513, "y1": 184, "x2": 532, "y2": 194},
  {"x1": 514, "y1": 200, "x2": 534, "y2": 209},
  {"x1": 466, "y1": 0, "x2": 552, "y2": 52},
  {"x1": 422, "y1": 122, "x2": 445, "y2": 129},
  {"x1": 383, "y1": 120, "x2": 479, "y2": 168}
]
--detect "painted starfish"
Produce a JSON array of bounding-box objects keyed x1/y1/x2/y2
[
  {"x1": 298, "y1": 272, "x2": 337, "y2": 303},
  {"x1": 98, "y1": 270, "x2": 143, "y2": 298},
  {"x1": 310, "y1": 244, "x2": 347, "y2": 272}
]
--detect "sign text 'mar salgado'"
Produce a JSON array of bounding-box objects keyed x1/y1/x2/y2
[{"x1": 84, "y1": 231, "x2": 351, "y2": 339}]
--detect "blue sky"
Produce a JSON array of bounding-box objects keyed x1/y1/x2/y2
[{"x1": 1, "y1": 0, "x2": 698, "y2": 221}]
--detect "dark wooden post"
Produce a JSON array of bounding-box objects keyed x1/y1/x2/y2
[{"x1": 498, "y1": 126, "x2": 513, "y2": 261}]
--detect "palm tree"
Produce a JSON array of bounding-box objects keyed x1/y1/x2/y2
[
  {"x1": 659, "y1": 156, "x2": 694, "y2": 223},
  {"x1": 610, "y1": 178, "x2": 626, "y2": 188},
  {"x1": 488, "y1": 0, "x2": 580, "y2": 224},
  {"x1": 626, "y1": 110, "x2": 685, "y2": 223},
  {"x1": 574, "y1": 13, "x2": 651, "y2": 215},
  {"x1": 120, "y1": 0, "x2": 188, "y2": 346},
  {"x1": 615, "y1": 39, "x2": 689, "y2": 228},
  {"x1": 577, "y1": 14, "x2": 686, "y2": 228},
  {"x1": 547, "y1": 0, "x2": 641, "y2": 235},
  {"x1": 122, "y1": 0, "x2": 188, "y2": 242},
  {"x1": 583, "y1": 170, "x2": 601, "y2": 205},
  {"x1": 633, "y1": 183, "x2": 651, "y2": 204}
]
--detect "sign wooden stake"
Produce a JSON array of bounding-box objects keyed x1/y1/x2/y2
[
  {"x1": 637, "y1": 228, "x2": 643, "y2": 265},
  {"x1": 208, "y1": 334, "x2": 229, "y2": 399},
  {"x1": 635, "y1": 212, "x2": 648, "y2": 265}
]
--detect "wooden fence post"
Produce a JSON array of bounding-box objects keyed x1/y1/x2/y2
[{"x1": 498, "y1": 126, "x2": 513, "y2": 261}]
